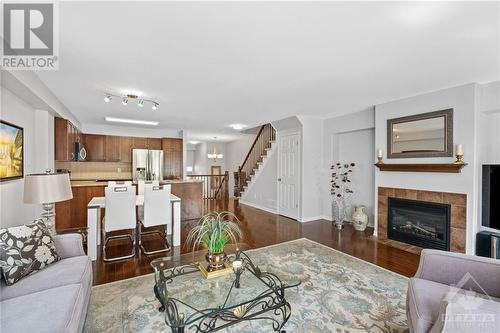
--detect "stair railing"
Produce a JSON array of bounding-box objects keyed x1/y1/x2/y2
[
  {"x1": 237, "y1": 123, "x2": 276, "y2": 195},
  {"x1": 214, "y1": 171, "x2": 229, "y2": 201}
]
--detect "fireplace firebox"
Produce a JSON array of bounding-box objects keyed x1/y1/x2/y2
[{"x1": 388, "y1": 197, "x2": 451, "y2": 251}]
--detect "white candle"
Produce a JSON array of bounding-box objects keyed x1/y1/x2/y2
[
  {"x1": 377, "y1": 149, "x2": 383, "y2": 158},
  {"x1": 456, "y1": 144, "x2": 463, "y2": 156},
  {"x1": 232, "y1": 260, "x2": 242, "y2": 269}
]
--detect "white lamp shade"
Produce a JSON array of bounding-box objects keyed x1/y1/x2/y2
[{"x1": 24, "y1": 173, "x2": 73, "y2": 204}]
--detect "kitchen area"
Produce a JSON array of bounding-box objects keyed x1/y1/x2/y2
[{"x1": 53, "y1": 117, "x2": 203, "y2": 235}]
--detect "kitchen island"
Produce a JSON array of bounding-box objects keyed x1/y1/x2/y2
[{"x1": 55, "y1": 179, "x2": 203, "y2": 232}]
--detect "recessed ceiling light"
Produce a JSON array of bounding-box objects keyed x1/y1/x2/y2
[
  {"x1": 105, "y1": 117, "x2": 158, "y2": 126},
  {"x1": 229, "y1": 124, "x2": 246, "y2": 130},
  {"x1": 122, "y1": 97, "x2": 128, "y2": 106},
  {"x1": 189, "y1": 140, "x2": 200, "y2": 145},
  {"x1": 104, "y1": 95, "x2": 112, "y2": 103}
]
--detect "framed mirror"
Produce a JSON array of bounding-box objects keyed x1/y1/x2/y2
[{"x1": 387, "y1": 109, "x2": 453, "y2": 158}]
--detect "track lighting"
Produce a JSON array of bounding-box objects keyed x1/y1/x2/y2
[{"x1": 103, "y1": 92, "x2": 160, "y2": 110}]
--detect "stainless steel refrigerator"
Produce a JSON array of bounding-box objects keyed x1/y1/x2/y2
[{"x1": 132, "y1": 149, "x2": 164, "y2": 181}]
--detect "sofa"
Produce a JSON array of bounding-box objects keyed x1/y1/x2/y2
[
  {"x1": 0, "y1": 234, "x2": 92, "y2": 333},
  {"x1": 407, "y1": 249, "x2": 500, "y2": 333}
]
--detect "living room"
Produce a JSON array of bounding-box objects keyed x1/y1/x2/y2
[{"x1": 1, "y1": 1, "x2": 500, "y2": 333}]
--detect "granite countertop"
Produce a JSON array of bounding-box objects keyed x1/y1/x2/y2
[{"x1": 70, "y1": 179, "x2": 203, "y2": 187}]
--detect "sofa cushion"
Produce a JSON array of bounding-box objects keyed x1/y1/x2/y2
[
  {"x1": 429, "y1": 289, "x2": 500, "y2": 333},
  {"x1": 0, "y1": 220, "x2": 60, "y2": 285},
  {"x1": 1, "y1": 283, "x2": 88, "y2": 333},
  {"x1": 0, "y1": 255, "x2": 91, "y2": 301},
  {"x1": 407, "y1": 277, "x2": 451, "y2": 333}
]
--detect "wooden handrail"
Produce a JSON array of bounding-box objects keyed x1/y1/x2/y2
[
  {"x1": 239, "y1": 125, "x2": 265, "y2": 173},
  {"x1": 214, "y1": 171, "x2": 229, "y2": 200}
]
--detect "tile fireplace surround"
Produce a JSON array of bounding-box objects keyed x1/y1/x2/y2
[{"x1": 378, "y1": 187, "x2": 467, "y2": 253}]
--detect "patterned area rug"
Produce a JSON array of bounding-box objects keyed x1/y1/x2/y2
[{"x1": 84, "y1": 238, "x2": 408, "y2": 333}]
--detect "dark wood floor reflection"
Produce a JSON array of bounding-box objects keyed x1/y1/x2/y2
[{"x1": 93, "y1": 199, "x2": 420, "y2": 285}]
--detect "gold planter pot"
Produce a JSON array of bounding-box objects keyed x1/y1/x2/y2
[{"x1": 205, "y1": 251, "x2": 227, "y2": 270}]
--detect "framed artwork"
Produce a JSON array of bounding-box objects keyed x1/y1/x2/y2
[{"x1": 0, "y1": 120, "x2": 24, "y2": 181}]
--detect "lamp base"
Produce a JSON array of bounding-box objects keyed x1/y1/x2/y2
[{"x1": 41, "y1": 202, "x2": 56, "y2": 235}]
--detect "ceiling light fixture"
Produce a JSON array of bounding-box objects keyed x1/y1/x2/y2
[
  {"x1": 104, "y1": 117, "x2": 159, "y2": 126},
  {"x1": 189, "y1": 140, "x2": 200, "y2": 145},
  {"x1": 207, "y1": 137, "x2": 223, "y2": 161},
  {"x1": 229, "y1": 123, "x2": 247, "y2": 130},
  {"x1": 103, "y1": 92, "x2": 160, "y2": 110}
]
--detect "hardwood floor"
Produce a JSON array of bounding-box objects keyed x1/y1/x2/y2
[{"x1": 92, "y1": 199, "x2": 420, "y2": 285}]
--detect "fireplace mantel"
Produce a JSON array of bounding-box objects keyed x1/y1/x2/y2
[{"x1": 375, "y1": 162, "x2": 467, "y2": 173}]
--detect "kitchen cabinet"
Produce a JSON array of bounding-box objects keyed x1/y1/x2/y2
[
  {"x1": 148, "y1": 138, "x2": 162, "y2": 150},
  {"x1": 132, "y1": 137, "x2": 148, "y2": 149},
  {"x1": 105, "y1": 136, "x2": 121, "y2": 161},
  {"x1": 55, "y1": 185, "x2": 105, "y2": 232},
  {"x1": 120, "y1": 136, "x2": 133, "y2": 163},
  {"x1": 162, "y1": 138, "x2": 183, "y2": 179},
  {"x1": 83, "y1": 134, "x2": 105, "y2": 161},
  {"x1": 55, "y1": 117, "x2": 81, "y2": 161}
]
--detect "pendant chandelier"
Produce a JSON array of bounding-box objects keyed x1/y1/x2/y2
[{"x1": 207, "y1": 137, "x2": 223, "y2": 162}]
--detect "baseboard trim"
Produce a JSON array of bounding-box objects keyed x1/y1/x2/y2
[
  {"x1": 300, "y1": 216, "x2": 331, "y2": 223},
  {"x1": 239, "y1": 200, "x2": 277, "y2": 214}
]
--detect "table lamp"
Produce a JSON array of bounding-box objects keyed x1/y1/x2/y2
[{"x1": 24, "y1": 171, "x2": 73, "y2": 234}]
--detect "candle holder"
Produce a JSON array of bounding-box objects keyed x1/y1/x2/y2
[
  {"x1": 376, "y1": 156, "x2": 384, "y2": 165},
  {"x1": 454, "y1": 154, "x2": 464, "y2": 164}
]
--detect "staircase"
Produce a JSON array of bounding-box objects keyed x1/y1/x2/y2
[{"x1": 236, "y1": 123, "x2": 276, "y2": 198}]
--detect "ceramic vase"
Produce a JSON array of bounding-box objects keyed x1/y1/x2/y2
[{"x1": 352, "y1": 205, "x2": 369, "y2": 231}]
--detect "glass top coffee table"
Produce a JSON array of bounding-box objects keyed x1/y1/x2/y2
[{"x1": 151, "y1": 249, "x2": 301, "y2": 333}]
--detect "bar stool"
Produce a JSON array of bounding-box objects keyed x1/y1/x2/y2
[
  {"x1": 102, "y1": 185, "x2": 136, "y2": 261},
  {"x1": 139, "y1": 185, "x2": 172, "y2": 255}
]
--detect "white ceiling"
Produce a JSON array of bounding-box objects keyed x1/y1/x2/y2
[{"x1": 36, "y1": 1, "x2": 500, "y2": 141}]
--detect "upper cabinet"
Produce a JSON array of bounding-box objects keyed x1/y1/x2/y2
[
  {"x1": 55, "y1": 117, "x2": 81, "y2": 161},
  {"x1": 82, "y1": 134, "x2": 105, "y2": 161},
  {"x1": 132, "y1": 137, "x2": 162, "y2": 150},
  {"x1": 105, "y1": 136, "x2": 121, "y2": 161},
  {"x1": 162, "y1": 138, "x2": 183, "y2": 179},
  {"x1": 120, "y1": 137, "x2": 133, "y2": 163}
]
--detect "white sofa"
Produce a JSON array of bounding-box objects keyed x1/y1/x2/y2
[{"x1": 0, "y1": 234, "x2": 92, "y2": 333}]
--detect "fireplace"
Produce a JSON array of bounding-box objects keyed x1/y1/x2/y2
[{"x1": 388, "y1": 197, "x2": 451, "y2": 251}]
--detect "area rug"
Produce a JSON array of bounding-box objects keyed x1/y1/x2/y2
[{"x1": 84, "y1": 238, "x2": 408, "y2": 332}]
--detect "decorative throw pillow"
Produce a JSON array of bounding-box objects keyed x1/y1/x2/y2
[{"x1": 0, "y1": 219, "x2": 60, "y2": 285}]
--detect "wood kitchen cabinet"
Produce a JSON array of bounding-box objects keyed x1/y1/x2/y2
[
  {"x1": 55, "y1": 117, "x2": 81, "y2": 161},
  {"x1": 82, "y1": 134, "x2": 105, "y2": 161},
  {"x1": 105, "y1": 136, "x2": 121, "y2": 161},
  {"x1": 162, "y1": 138, "x2": 183, "y2": 179},
  {"x1": 55, "y1": 185, "x2": 105, "y2": 231},
  {"x1": 148, "y1": 138, "x2": 162, "y2": 150},
  {"x1": 132, "y1": 137, "x2": 148, "y2": 149},
  {"x1": 120, "y1": 136, "x2": 133, "y2": 163}
]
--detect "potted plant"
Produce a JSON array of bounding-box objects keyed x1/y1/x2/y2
[{"x1": 186, "y1": 211, "x2": 243, "y2": 269}]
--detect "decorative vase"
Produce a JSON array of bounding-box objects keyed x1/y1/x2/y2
[
  {"x1": 205, "y1": 251, "x2": 227, "y2": 270},
  {"x1": 332, "y1": 199, "x2": 348, "y2": 229},
  {"x1": 352, "y1": 205, "x2": 369, "y2": 231}
]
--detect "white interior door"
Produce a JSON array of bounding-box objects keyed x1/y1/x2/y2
[{"x1": 278, "y1": 132, "x2": 300, "y2": 219}]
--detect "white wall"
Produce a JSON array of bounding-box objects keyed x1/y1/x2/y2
[
  {"x1": 477, "y1": 81, "x2": 500, "y2": 234},
  {"x1": 374, "y1": 83, "x2": 478, "y2": 253},
  {"x1": 297, "y1": 116, "x2": 324, "y2": 221},
  {"x1": 225, "y1": 134, "x2": 255, "y2": 195},
  {"x1": 192, "y1": 141, "x2": 227, "y2": 175},
  {"x1": 0, "y1": 87, "x2": 54, "y2": 228},
  {"x1": 335, "y1": 129, "x2": 375, "y2": 225},
  {"x1": 240, "y1": 144, "x2": 278, "y2": 212},
  {"x1": 322, "y1": 109, "x2": 376, "y2": 221}
]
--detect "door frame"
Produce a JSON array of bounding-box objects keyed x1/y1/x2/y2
[{"x1": 276, "y1": 128, "x2": 301, "y2": 221}]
